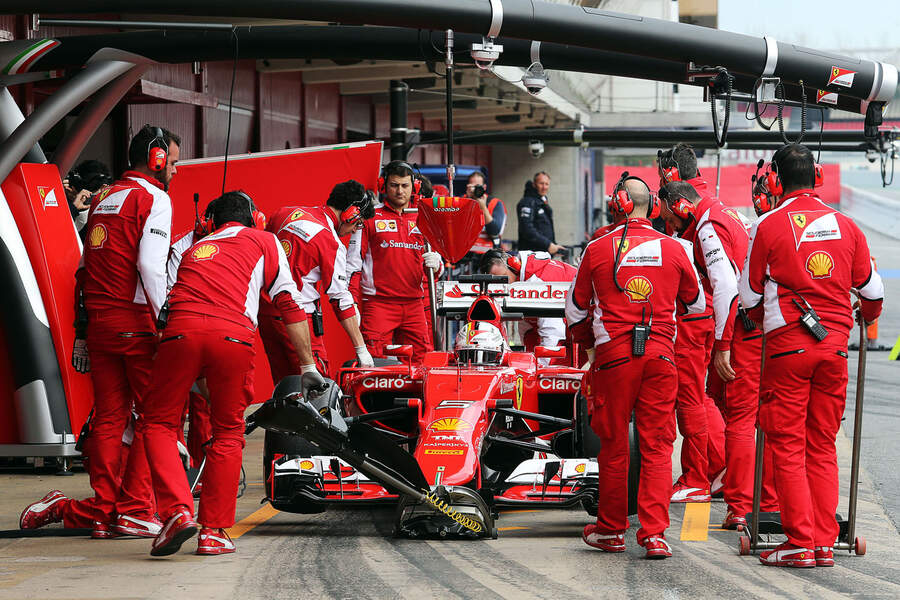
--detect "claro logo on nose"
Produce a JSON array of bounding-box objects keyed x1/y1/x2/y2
[
  {"x1": 539, "y1": 378, "x2": 581, "y2": 391},
  {"x1": 362, "y1": 377, "x2": 407, "y2": 389}
]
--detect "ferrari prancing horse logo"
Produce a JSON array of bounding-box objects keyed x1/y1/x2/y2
[{"x1": 792, "y1": 214, "x2": 807, "y2": 228}]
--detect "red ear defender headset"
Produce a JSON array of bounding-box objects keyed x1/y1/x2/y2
[
  {"x1": 658, "y1": 149, "x2": 681, "y2": 184},
  {"x1": 146, "y1": 125, "x2": 168, "y2": 172},
  {"x1": 751, "y1": 159, "x2": 775, "y2": 216},
  {"x1": 505, "y1": 253, "x2": 522, "y2": 274},
  {"x1": 342, "y1": 189, "x2": 376, "y2": 225},
  {"x1": 379, "y1": 161, "x2": 420, "y2": 196},
  {"x1": 814, "y1": 163, "x2": 824, "y2": 188},
  {"x1": 610, "y1": 172, "x2": 660, "y2": 219}
]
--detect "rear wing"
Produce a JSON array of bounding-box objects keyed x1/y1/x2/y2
[{"x1": 437, "y1": 280, "x2": 568, "y2": 319}]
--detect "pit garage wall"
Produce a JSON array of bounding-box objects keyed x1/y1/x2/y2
[{"x1": 490, "y1": 144, "x2": 592, "y2": 248}]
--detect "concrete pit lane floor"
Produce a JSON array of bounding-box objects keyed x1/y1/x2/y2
[{"x1": 0, "y1": 225, "x2": 898, "y2": 600}]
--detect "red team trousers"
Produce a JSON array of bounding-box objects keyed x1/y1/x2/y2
[
  {"x1": 361, "y1": 296, "x2": 433, "y2": 360},
  {"x1": 259, "y1": 313, "x2": 327, "y2": 381},
  {"x1": 590, "y1": 342, "x2": 677, "y2": 541},
  {"x1": 722, "y1": 320, "x2": 778, "y2": 515},
  {"x1": 61, "y1": 308, "x2": 157, "y2": 528},
  {"x1": 673, "y1": 315, "x2": 725, "y2": 490},
  {"x1": 760, "y1": 336, "x2": 848, "y2": 549},
  {"x1": 140, "y1": 314, "x2": 256, "y2": 528}
]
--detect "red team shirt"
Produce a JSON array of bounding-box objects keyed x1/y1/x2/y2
[
  {"x1": 81, "y1": 171, "x2": 173, "y2": 319},
  {"x1": 274, "y1": 207, "x2": 358, "y2": 321},
  {"x1": 740, "y1": 190, "x2": 884, "y2": 347},
  {"x1": 167, "y1": 223, "x2": 306, "y2": 329},
  {"x1": 566, "y1": 218, "x2": 706, "y2": 354},
  {"x1": 350, "y1": 201, "x2": 429, "y2": 301},
  {"x1": 515, "y1": 251, "x2": 576, "y2": 347}
]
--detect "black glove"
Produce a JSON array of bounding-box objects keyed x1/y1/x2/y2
[
  {"x1": 300, "y1": 370, "x2": 328, "y2": 399},
  {"x1": 71, "y1": 338, "x2": 90, "y2": 373}
]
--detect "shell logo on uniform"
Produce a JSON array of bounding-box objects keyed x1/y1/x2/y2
[
  {"x1": 280, "y1": 239, "x2": 292, "y2": 258},
  {"x1": 806, "y1": 251, "x2": 834, "y2": 279},
  {"x1": 574, "y1": 463, "x2": 586, "y2": 474},
  {"x1": 299, "y1": 460, "x2": 315, "y2": 471},
  {"x1": 624, "y1": 275, "x2": 653, "y2": 303},
  {"x1": 192, "y1": 243, "x2": 219, "y2": 261},
  {"x1": 613, "y1": 237, "x2": 629, "y2": 254},
  {"x1": 375, "y1": 219, "x2": 398, "y2": 232},
  {"x1": 428, "y1": 418, "x2": 472, "y2": 432},
  {"x1": 88, "y1": 224, "x2": 108, "y2": 249},
  {"x1": 792, "y1": 214, "x2": 807, "y2": 228}
]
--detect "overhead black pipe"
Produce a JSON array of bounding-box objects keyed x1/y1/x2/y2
[
  {"x1": 14, "y1": 26, "x2": 875, "y2": 116},
  {"x1": 9, "y1": 1, "x2": 896, "y2": 104},
  {"x1": 419, "y1": 128, "x2": 875, "y2": 145},
  {"x1": 389, "y1": 80, "x2": 408, "y2": 161}
]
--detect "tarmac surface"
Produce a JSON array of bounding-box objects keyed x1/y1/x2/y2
[{"x1": 0, "y1": 226, "x2": 898, "y2": 600}]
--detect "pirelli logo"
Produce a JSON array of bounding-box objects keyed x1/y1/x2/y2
[{"x1": 424, "y1": 449, "x2": 464, "y2": 455}]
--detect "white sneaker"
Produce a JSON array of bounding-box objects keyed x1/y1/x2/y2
[
  {"x1": 710, "y1": 469, "x2": 726, "y2": 497},
  {"x1": 670, "y1": 484, "x2": 711, "y2": 503},
  {"x1": 114, "y1": 514, "x2": 163, "y2": 537}
]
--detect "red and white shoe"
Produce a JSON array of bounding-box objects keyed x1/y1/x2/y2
[
  {"x1": 150, "y1": 507, "x2": 198, "y2": 557},
  {"x1": 582, "y1": 524, "x2": 625, "y2": 552},
  {"x1": 19, "y1": 490, "x2": 66, "y2": 530},
  {"x1": 114, "y1": 514, "x2": 163, "y2": 538},
  {"x1": 760, "y1": 542, "x2": 816, "y2": 568},
  {"x1": 722, "y1": 510, "x2": 747, "y2": 531},
  {"x1": 197, "y1": 527, "x2": 236, "y2": 556},
  {"x1": 710, "y1": 469, "x2": 726, "y2": 497},
  {"x1": 640, "y1": 535, "x2": 672, "y2": 559},
  {"x1": 815, "y1": 546, "x2": 834, "y2": 567},
  {"x1": 91, "y1": 521, "x2": 120, "y2": 539},
  {"x1": 670, "y1": 483, "x2": 711, "y2": 503}
]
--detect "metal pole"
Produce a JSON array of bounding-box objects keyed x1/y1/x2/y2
[
  {"x1": 846, "y1": 313, "x2": 868, "y2": 550},
  {"x1": 715, "y1": 149, "x2": 722, "y2": 197},
  {"x1": 389, "y1": 79, "x2": 408, "y2": 161},
  {"x1": 445, "y1": 29, "x2": 455, "y2": 195},
  {"x1": 0, "y1": 59, "x2": 136, "y2": 185},
  {"x1": 749, "y1": 334, "x2": 766, "y2": 550},
  {"x1": 53, "y1": 62, "x2": 149, "y2": 177},
  {"x1": 39, "y1": 18, "x2": 235, "y2": 30}
]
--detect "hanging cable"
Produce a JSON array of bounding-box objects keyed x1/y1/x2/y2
[
  {"x1": 749, "y1": 77, "x2": 777, "y2": 131},
  {"x1": 710, "y1": 68, "x2": 733, "y2": 148},
  {"x1": 221, "y1": 27, "x2": 239, "y2": 195},
  {"x1": 881, "y1": 144, "x2": 895, "y2": 187},
  {"x1": 775, "y1": 80, "x2": 807, "y2": 144}
]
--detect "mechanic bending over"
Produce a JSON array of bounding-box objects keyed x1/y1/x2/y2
[
  {"x1": 139, "y1": 192, "x2": 322, "y2": 557},
  {"x1": 740, "y1": 143, "x2": 883, "y2": 568},
  {"x1": 259, "y1": 180, "x2": 375, "y2": 379},
  {"x1": 566, "y1": 174, "x2": 705, "y2": 560},
  {"x1": 661, "y1": 177, "x2": 779, "y2": 528},
  {"x1": 478, "y1": 249, "x2": 576, "y2": 362},
  {"x1": 655, "y1": 145, "x2": 731, "y2": 508},
  {"x1": 348, "y1": 160, "x2": 443, "y2": 361},
  {"x1": 20, "y1": 125, "x2": 180, "y2": 540}
]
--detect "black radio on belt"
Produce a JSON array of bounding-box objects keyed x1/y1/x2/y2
[
  {"x1": 312, "y1": 308, "x2": 325, "y2": 337},
  {"x1": 792, "y1": 299, "x2": 828, "y2": 342},
  {"x1": 632, "y1": 324, "x2": 650, "y2": 356},
  {"x1": 737, "y1": 307, "x2": 756, "y2": 332},
  {"x1": 156, "y1": 299, "x2": 170, "y2": 331}
]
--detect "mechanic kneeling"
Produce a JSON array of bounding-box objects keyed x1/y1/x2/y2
[
  {"x1": 739, "y1": 144, "x2": 883, "y2": 568},
  {"x1": 566, "y1": 175, "x2": 705, "y2": 559},
  {"x1": 139, "y1": 192, "x2": 322, "y2": 557}
]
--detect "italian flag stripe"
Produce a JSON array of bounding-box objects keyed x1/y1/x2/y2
[{"x1": 5, "y1": 40, "x2": 59, "y2": 75}]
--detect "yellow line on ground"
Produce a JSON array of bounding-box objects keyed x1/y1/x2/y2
[
  {"x1": 497, "y1": 526, "x2": 529, "y2": 531},
  {"x1": 680, "y1": 502, "x2": 711, "y2": 541},
  {"x1": 226, "y1": 503, "x2": 280, "y2": 539}
]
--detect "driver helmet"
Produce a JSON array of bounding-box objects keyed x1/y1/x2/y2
[{"x1": 455, "y1": 322, "x2": 507, "y2": 366}]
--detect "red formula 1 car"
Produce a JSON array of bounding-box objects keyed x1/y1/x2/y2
[{"x1": 253, "y1": 275, "x2": 639, "y2": 538}]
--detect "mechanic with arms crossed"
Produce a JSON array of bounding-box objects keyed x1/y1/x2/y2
[
  {"x1": 656, "y1": 145, "x2": 729, "y2": 506},
  {"x1": 566, "y1": 175, "x2": 705, "y2": 559},
  {"x1": 740, "y1": 143, "x2": 883, "y2": 568},
  {"x1": 139, "y1": 192, "x2": 322, "y2": 557},
  {"x1": 260, "y1": 180, "x2": 375, "y2": 379},
  {"x1": 20, "y1": 126, "x2": 180, "y2": 539},
  {"x1": 348, "y1": 160, "x2": 442, "y2": 360}
]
